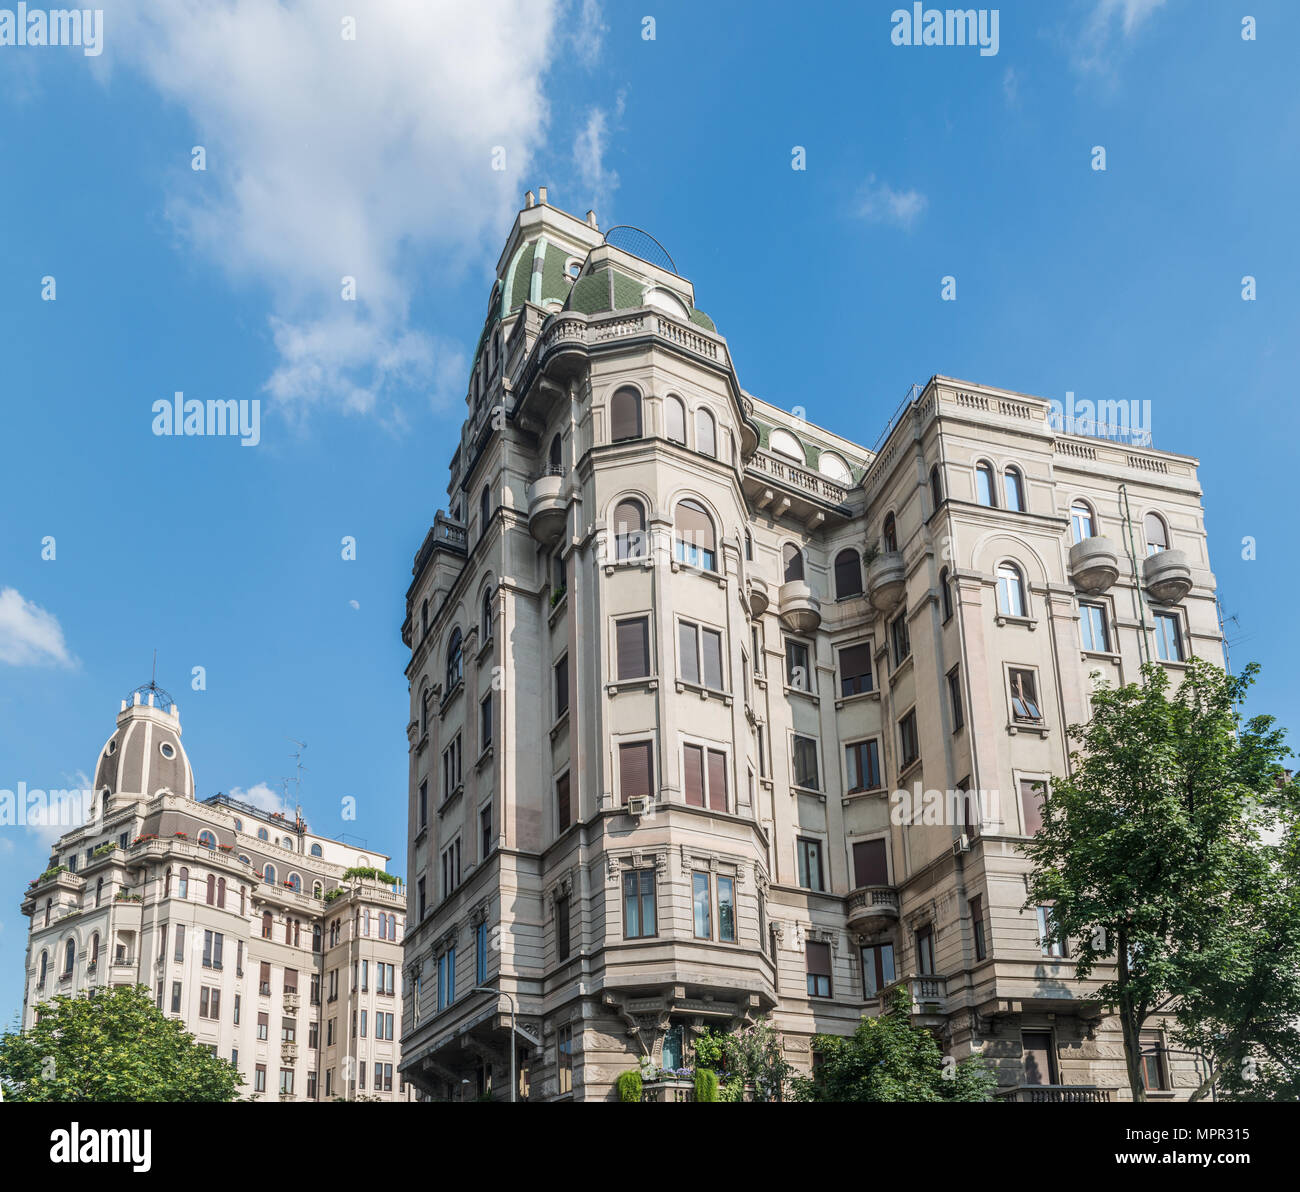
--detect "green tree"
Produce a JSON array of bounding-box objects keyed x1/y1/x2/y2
[
  {"x1": 792, "y1": 990, "x2": 995, "y2": 1102},
  {"x1": 692, "y1": 1018, "x2": 792, "y2": 1101},
  {"x1": 0, "y1": 984, "x2": 243, "y2": 1102},
  {"x1": 1023, "y1": 660, "x2": 1300, "y2": 1102}
]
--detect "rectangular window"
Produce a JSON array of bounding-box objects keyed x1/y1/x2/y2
[
  {"x1": 970, "y1": 895, "x2": 986, "y2": 961},
  {"x1": 442, "y1": 733, "x2": 463, "y2": 799},
  {"x1": 307, "y1": 1071, "x2": 317, "y2": 1100},
  {"x1": 555, "y1": 771, "x2": 571, "y2": 831},
  {"x1": 254, "y1": 1064, "x2": 267, "y2": 1093},
  {"x1": 916, "y1": 925, "x2": 935, "y2": 975},
  {"x1": 554, "y1": 654, "x2": 569, "y2": 716},
  {"x1": 692, "y1": 872, "x2": 712, "y2": 939},
  {"x1": 845, "y1": 739, "x2": 881, "y2": 793},
  {"x1": 202, "y1": 929, "x2": 223, "y2": 969},
  {"x1": 436, "y1": 948, "x2": 457, "y2": 1012},
  {"x1": 785, "y1": 638, "x2": 811, "y2": 691},
  {"x1": 1021, "y1": 1030, "x2": 1055, "y2": 1086},
  {"x1": 861, "y1": 942, "x2": 895, "y2": 997},
  {"x1": 701, "y1": 628, "x2": 724, "y2": 690},
  {"x1": 308, "y1": 1020, "x2": 319, "y2": 1049},
  {"x1": 852, "y1": 838, "x2": 888, "y2": 888},
  {"x1": 616, "y1": 617, "x2": 651, "y2": 680},
  {"x1": 797, "y1": 837, "x2": 824, "y2": 892},
  {"x1": 174, "y1": 923, "x2": 185, "y2": 963},
  {"x1": 480, "y1": 693, "x2": 493, "y2": 749},
  {"x1": 890, "y1": 611, "x2": 911, "y2": 668},
  {"x1": 556, "y1": 894, "x2": 571, "y2": 961},
  {"x1": 717, "y1": 875, "x2": 736, "y2": 943},
  {"x1": 282, "y1": 1016, "x2": 297, "y2": 1043},
  {"x1": 947, "y1": 666, "x2": 964, "y2": 732},
  {"x1": 1020, "y1": 778, "x2": 1045, "y2": 836},
  {"x1": 1037, "y1": 905, "x2": 1068, "y2": 958},
  {"x1": 476, "y1": 921, "x2": 488, "y2": 986},
  {"x1": 279, "y1": 1068, "x2": 293, "y2": 1095},
  {"x1": 170, "y1": 981, "x2": 182, "y2": 1013},
  {"x1": 481, "y1": 804, "x2": 493, "y2": 859},
  {"x1": 1154, "y1": 612, "x2": 1184, "y2": 662},
  {"x1": 1080, "y1": 602, "x2": 1110, "y2": 652},
  {"x1": 417, "y1": 877, "x2": 427, "y2": 919},
  {"x1": 418, "y1": 779, "x2": 428, "y2": 828},
  {"x1": 1009, "y1": 668, "x2": 1043, "y2": 723},
  {"x1": 683, "y1": 743, "x2": 729, "y2": 811},
  {"x1": 1140, "y1": 1030, "x2": 1168, "y2": 1091},
  {"x1": 618, "y1": 741, "x2": 654, "y2": 804},
  {"x1": 622, "y1": 869, "x2": 657, "y2": 938},
  {"x1": 260, "y1": 961, "x2": 271, "y2": 996},
  {"x1": 257, "y1": 1012, "x2": 268, "y2": 1041},
  {"x1": 806, "y1": 940, "x2": 832, "y2": 998},
  {"x1": 838, "y1": 642, "x2": 873, "y2": 697},
  {"x1": 792, "y1": 734, "x2": 820, "y2": 790},
  {"x1": 557, "y1": 1025, "x2": 573, "y2": 1095},
  {"x1": 898, "y1": 709, "x2": 919, "y2": 769},
  {"x1": 233, "y1": 994, "x2": 241, "y2": 1025}
]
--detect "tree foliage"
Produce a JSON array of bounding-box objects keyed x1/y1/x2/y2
[
  {"x1": 1023, "y1": 660, "x2": 1300, "y2": 1101},
  {"x1": 0, "y1": 984, "x2": 243, "y2": 1102}
]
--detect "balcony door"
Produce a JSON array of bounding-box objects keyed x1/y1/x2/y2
[{"x1": 1021, "y1": 1030, "x2": 1057, "y2": 1086}]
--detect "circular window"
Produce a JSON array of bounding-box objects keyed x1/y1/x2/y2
[
  {"x1": 566, "y1": 260, "x2": 581, "y2": 279},
  {"x1": 159, "y1": 742, "x2": 176, "y2": 759},
  {"x1": 107, "y1": 739, "x2": 117, "y2": 755}
]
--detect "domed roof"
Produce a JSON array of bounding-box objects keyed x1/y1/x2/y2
[{"x1": 93, "y1": 683, "x2": 194, "y2": 805}]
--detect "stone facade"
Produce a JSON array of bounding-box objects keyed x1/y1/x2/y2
[
  {"x1": 20, "y1": 685, "x2": 414, "y2": 1102},
  {"x1": 398, "y1": 194, "x2": 1220, "y2": 1102}
]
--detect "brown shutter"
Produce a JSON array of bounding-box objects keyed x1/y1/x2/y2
[
  {"x1": 617, "y1": 618, "x2": 649, "y2": 680},
  {"x1": 619, "y1": 742, "x2": 652, "y2": 803},
  {"x1": 674, "y1": 501, "x2": 714, "y2": 551},
  {"x1": 806, "y1": 940, "x2": 831, "y2": 977},
  {"x1": 840, "y1": 643, "x2": 870, "y2": 683},
  {"x1": 1020, "y1": 779, "x2": 1044, "y2": 836},
  {"x1": 706, "y1": 749, "x2": 728, "y2": 812},
  {"x1": 610, "y1": 388, "x2": 640, "y2": 440},
  {"x1": 556, "y1": 772, "x2": 571, "y2": 829},
  {"x1": 678, "y1": 622, "x2": 699, "y2": 685},
  {"x1": 702, "y1": 630, "x2": 724, "y2": 690},
  {"x1": 683, "y1": 744, "x2": 705, "y2": 807},
  {"x1": 852, "y1": 839, "x2": 888, "y2": 887},
  {"x1": 285, "y1": 968, "x2": 298, "y2": 994}
]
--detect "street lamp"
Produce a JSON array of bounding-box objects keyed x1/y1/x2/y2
[{"x1": 471, "y1": 985, "x2": 516, "y2": 1103}]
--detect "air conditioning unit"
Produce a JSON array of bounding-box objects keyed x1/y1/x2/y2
[
  {"x1": 627, "y1": 795, "x2": 650, "y2": 818},
  {"x1": 952, "y1": 834, "x2": 970, "y2": 856}
]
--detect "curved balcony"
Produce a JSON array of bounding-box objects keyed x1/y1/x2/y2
[
  {"x1": 1068, "y1": 536, "x2": 1120, "y2": 594},
  {"x1": 846, "y1": 885, "x2": 899, "y2": 932},
  {"x1": 527, "y1": 474, "x2": 567, "y2": 545},
  {"x1": 747, "y1": 577, "x2": 770, "y2": 620},
  {"x1": 1143, "y1": 549, "x2": 1193, "y2": 604},
  {"x1": 778, "y1": 580, "x2": 821, "y2": 633},
  {"x1": 866, "y1": 551, "x2": 906, "y2": 611}
]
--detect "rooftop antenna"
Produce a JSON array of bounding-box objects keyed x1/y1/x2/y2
[{"x1": 289, "y1": 739, "x2": 308, "y2": 824}]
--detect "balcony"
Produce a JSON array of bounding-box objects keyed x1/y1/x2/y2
[
  {"x1": 1143, "y1": 549, "x2": 1192, "y2": 604},
  {"x1": 283, "y1": 992, "x2": 300, "y2": 1013},
  {"x1": 746, "y1": 577, "x2": 770, "y2": 620},
  {"x1": 642, "y1": 1079, "x2": 695, "y2": 1103},
  {"x1": 282, "y1": 1043, "x2": 299, "y2": 1063},
  {"x1": 883, "y1": 974, "x2": 946, "y2": 1020},
  {"x1": 527, "y1": 472, "x2": 567, "y2": 544},
  {"x1": 778, "y1": 580, "x2": 821, "y2": 633},
  {"x1": 866, "y1": 551, "x2": 906, "y2": 611},
  {"x1": 1068, "y1": 536, "x2": 1120, "y2": 594},
  {"x1": 745, "y1": 450, "x2": 852, "y2": 526},
  {"x1": 996, "y1": 1085, "x2": 1117, "y2": 1103},
  {"x1": 846, "y1": 885, "x2": 899, "y2": 931}
]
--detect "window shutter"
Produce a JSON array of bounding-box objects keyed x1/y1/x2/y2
[
  {"x1": 674, "y1": 501, "x2": 714, "y2": 551},
  {"x1": 678, "y1": 622, "x2": 700, "y2": 685},
  {"x1": 852, "y1": 839, "x2": 888, "y2": 887},
  {"x1": 840, "y1": 643, "x2": 870, "y2": 686},
  {"x1": 1020, "y1": 779, "x2": 1045, "y2": 836},
  {"x1": 610, "y1": 389, "x2": 640, "y2": 440},
  {"x1": 665, "y1": 397, "x2": 685, "y2": 444},
  {"x1": 806, "y1": 941, "x2": 831, "y2": 977},
  {"x1": 619, "y1": 742, "x2": 653, "y2": 803},
  {"x1": 683, "y1": 743, "x2": 705, "y2": 807},
  {"x1": 702, "y1": 629, "x2": 723, "y2": 690},
  {"x1": 617, "y1": 618, "x2": 649, "y2": 680},
  {"x1": 696, "y1": 408, "x2": 716, "y2": 457},
  {"x1": 706, "y1": 749, "x2": 728, "y2": 812}
]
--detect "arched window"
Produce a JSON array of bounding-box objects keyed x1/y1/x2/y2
[
  {"x1": 744, "y1": 531, "x2": 753, "y2": 561},
  {"x1": 940, "y1": 567, "x2": 953, "y2": 621},
  {"x1": 363, "y1": 909, "x2": 371, "y2": 936},
  {"x1": 673, "y1": 500, "x2": 716, "y2": 571},
  {"x1": 479, "y1": 485, "x2": 492, "y2": 534},
  {"x1": 64, "y1": 937, "x2": 76, "y2": 976},
  {"x1": 312, "y1": 881, "x2": 323, "y2": 900},
  {"x1": 1144, "y1": 513, "x2": 1168, "y2": 556},
  {"x1": 312, "y1": 924, "x2": 322, "y2": 952},
  {"x1": 930, "y1": 464, "x2": 943, "y2": 510},
  {"x1": 613, "y1": 498, "x2": 647, "y2": 561},
  {"x1": 769, "y1": 428, "x2": 803, "y2": 461},
  {"x1": 482, "y1": 588, "x2": 494, "y2": 640},
  {"x1": 177, "y1": 867, "x2": 189, "y2": 899},
  {"x1": 1003, "y1": 466, "x2": 1025, "y2": 512},
  {"x1": 695, "y1": 407, "x2": 717, "y2": 458},
  {"x1": 95, "y1": 877, "x2": 103, "y2": 908},
  {"x1": 1071, "y1": 500, "x2": 1095, "y2": 543},
  {"x1": 882, "y1": 513, "x2": 898, "y2": 554},
  {"x1": 286, "y1": 873, "x2": 301, "y2": 892},
  {"x1": 310, "y1": 843, "x2": 323, "y2": 858},
  {"x1": 820, "y1": 452, "x2": 852, "y2": 485},
  {"x1": 198, "y1": 830, "x2": 216, "y2": 850},
  {"x1": 38, "y1": 950, "x2": 48, "y2": 986},
  {"x1": 975, "y1": 462, "x2": 996, "y2": 507},
  {"x1": 997, "y1": 562, "x2": 1026, "y2": 617},
  {"x1": 282, "y1": 836, "x2": 293, "y2": 849},
  {"x1": 233, "y1": 818, "x2": 242, "y2": 832},
  {"x1": 446, "y1": 628, "x2": 464, "y2": 692},
  {"x1": 263, "y1": 864, "x2": 276, "y2": 886},
  {"x1": 834, "y1": 549, "x2": 863, "y2": 598},
  {"x1": 217, "y1": 877, "x2": 226, "y2": 909},
  {"x1": 421, "y1": 598, "x2": 428, "y2": 637},
  {"x1": 665, "y1": 395, "x2": 686, "y2": 445},
  {"x1": 548, "y1": 433, "x2": 563, "y2": 473},
  {"x1": 164, "y1": 868, "x2": 172, "y2": 898},
  {"x1": 782, "y1": 543, "x2": 805, "y2": 583},
  {"x1": 90, "y1": 933, "x2": 100, "y2": 965},
  {"x1": 420, "y1": 685, "x2": 431, "y2": 735},
  {"x1": 206, "y1": 874, "x2": 216, "y2": 905},
  {"x1": 262, "y1": 911, "x2": 273, "y2": 939},
  {"x1": 257, "y1": 827, "x2": 269, "y2": 841},
  {"x1": 610, "y1": 387, "x2": 642, "y2": 441}
]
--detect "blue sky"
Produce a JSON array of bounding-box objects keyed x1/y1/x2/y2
[{"x1": 1, "y1": 0, "x2": 1297, "y2": 1024}]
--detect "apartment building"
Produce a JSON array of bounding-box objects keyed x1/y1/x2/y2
[
  {"x1": 20, "y1": 683, "x2": 414, "y2": 1102},
  {"x1": 398, "y1": 192, "x2": 1220, "y2": 1101}
]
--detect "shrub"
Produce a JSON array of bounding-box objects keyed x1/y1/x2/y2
[
  {"x1": 694, "y1": 1068, "x2": 719, "y2": 1103},
  {"x1": 616, "y1": 1070, "x2": 643, "y2": 1103}
]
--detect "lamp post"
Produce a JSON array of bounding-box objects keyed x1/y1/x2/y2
[{"x1": 471, "y1": 985, "x2": 516, "y2": 1103}]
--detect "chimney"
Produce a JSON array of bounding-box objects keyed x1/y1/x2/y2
[
  {"x1": 538, "y1": 186, "x2": 548, "y2": 205},
  {"x1": 525, "y1": 190, "x2": 535, "y2": 208},
  {"x1": 586, "y1": 210, "x2": 598, "y2": 229}
]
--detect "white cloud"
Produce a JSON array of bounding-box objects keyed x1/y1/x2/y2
[
  {"x1": 0, "y1": 588, "x2": 75, "y2": 667},
  {"x1": 572, "y1": 92, "x2": 624, "y2": 223},
  {"x1": 107, "y1": 0, "x2": 564, "y2": 419},
  {"x1": 348, "y1": 600, "x2": 360, "y2": 610},
  {"x1": 1076, "y1": 0, "x2": 1167, "y2": 74},
  {"x1": 229, "y1": 782, "x2": 294, "y2": 817},
  {"x1": 853, "y1": 175, "x2": 928, "y2": 230},
  {"x1": 571, "y1": 0, "x2": 606, "y2": 67},
  {"x1": 1002, "y1": 67, "x2": 1020, "y2": 107}
]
